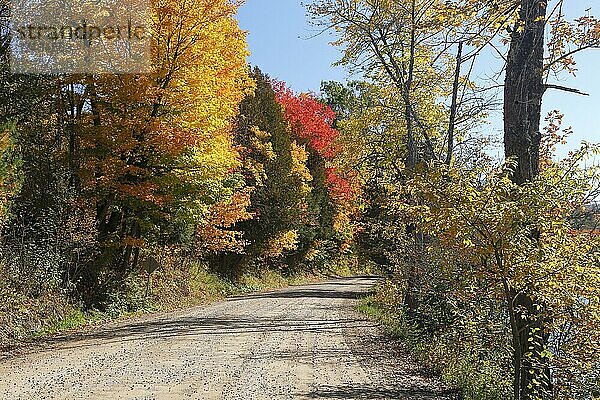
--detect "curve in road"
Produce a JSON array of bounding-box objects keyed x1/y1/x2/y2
[{"x1": 0, "y1": 277, "x2": 457, "y2": 400}]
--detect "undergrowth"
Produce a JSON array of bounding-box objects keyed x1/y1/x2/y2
[
  {"x1": 358, "y1": 284, "x2": 512, "y2": 400},
  {"x1": 1, "y1": 257, "x2": 358, "y2": 351}
]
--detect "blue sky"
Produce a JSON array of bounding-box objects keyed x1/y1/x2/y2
[
  {"x1": 237, "y1": 1, "x2": 599, "y2": 156},
  {"x1": 237, "y1": 1, "x2": 347, "y2": 93}
]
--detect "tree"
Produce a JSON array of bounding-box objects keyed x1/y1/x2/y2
[
  {"x1": 308, "y1": 0, "x2": 495, "y2": 169},
  {"x1": 0, "y1": 0, "x2": 253, "y2": 302},
  {"x1": 502, "y1": 0, "x2": 551, "y2": 397},
  {"x1": 401, "y1": 142, "x2": 600, "y2": 398},
  {"x1": 274, "y1": 81, "x2": 358, "y2": 263},
  {"x1": 231, "y1": 68, "x2": 312, "y2": 268},
  {"x1": 503, "y1": 2, "x2": 600, "y2": 397}
]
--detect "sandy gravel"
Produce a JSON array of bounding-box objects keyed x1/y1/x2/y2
[{"x1": 0, "y1": 277, "x2": 457, "y2": 400}]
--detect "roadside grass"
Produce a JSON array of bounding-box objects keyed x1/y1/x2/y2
[
  {"x1": 358, "y1": 288, "x2": 512, "y2": 400},
  {"x1": 1, "y1": 257, "x2": 358, "y2": 351}
]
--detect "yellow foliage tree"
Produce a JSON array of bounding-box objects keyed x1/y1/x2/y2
[
  {"x1": 65, "y1": 0, "x2": 253, "y2": 278},
  {"x1": 399, "y1": 144, "x2": 600, "y2": 398}
]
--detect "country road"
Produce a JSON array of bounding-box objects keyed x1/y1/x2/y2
[{"x1": 0, "y1": 277, "x2": 455, "y2": 400}]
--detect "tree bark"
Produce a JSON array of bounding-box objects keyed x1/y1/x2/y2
[
  {"x1": 503, "y1": 0, "x2": 552, "y2": 398},
  {"x1": 404, "y1": 0, "x2": 417, "y2": 170},
  {"x1": 446, "y1": 41, "x2": 463, "y2": 166},
  {"x1": 504, "y1": 0, "x2": 546, "y2": 185}
]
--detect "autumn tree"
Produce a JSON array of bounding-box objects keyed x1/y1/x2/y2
[
  {"x1": 399, "y1": 143, "x2": 600, "y2": 398},
  {"x1": 226, "y1": 68, "x2": 313, "y2": 271},
  {"x1": 502, "y1": 0, "x2": 552, "y2": 396},
  {"x1": 502, "y1": 1, "x2": 600, "y2": 397},
  {"x1": 274, "y1": 82, "x2": 356, "y2": 264},
  {"x1": 0, "y1": 0, "x2": 252, "y2": 303},
  {"x1": 0, "y1": 37, "x2": 90, "y2": 296},
  {"x1": 308, "y1": 0, "x2": 498, "y2": 170},
  {"x1": 309, "y1": 0, "x2": 499, "y2": 315}
]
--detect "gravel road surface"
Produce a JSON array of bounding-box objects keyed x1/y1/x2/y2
[{"x1": 0, "y1": 277, "x2": 456, "y2": 399}]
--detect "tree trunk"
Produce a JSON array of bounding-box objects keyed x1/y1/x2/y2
[
  {"x1": 508, "y1": 288, "x2": 553, "y2": 400},
  {"x1": 503, "y1": 0, "x2": 552, "y2": 398},
  {"x1": 446, "y1": 41, "x2": 463, "y2": 166},
  {"x1": 504, "y1": 0, "x2": 546, "y2": 185},
  {"x1": 404, "y1": 0, "x2": 417, "y2": 170}
]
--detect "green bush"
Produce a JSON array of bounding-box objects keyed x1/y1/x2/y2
[{"x1": 359, "y1": 283, "x2": 513, "y2": 400}]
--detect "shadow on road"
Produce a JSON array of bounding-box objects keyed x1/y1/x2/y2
[
  {"x1": 304, "y1": 384, "x2": 461, "y2": 400},
  {"x1": 229, "y1": 277, "x2": 379, "y2": 302},
  {"x1": 3, "y1": 279, "x2": 378, "y2": 358},
  {"x1": 229, "y1": 288, "x2": 364, "y2": 300}
]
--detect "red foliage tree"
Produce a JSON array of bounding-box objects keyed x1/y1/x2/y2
[
  {"x1": 272, "y1": 81, "x2": 338, "y2": 159},
  {"x1": 272, "y1": 81, "x2": 357, "y2": 204},
  {"x1": 325, "y1": 167, "x2": 354, "y2": 203}
]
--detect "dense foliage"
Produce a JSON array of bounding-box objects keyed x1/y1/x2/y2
[
  {"x1": 0, "y1": 1, "x2": 599, "y2": 399},
  {"x1": 312, "y1": 0, "x2": 600, "y2": 399},
  {"x1": 0, "y1": 0, "x2": 354, "y2": 347}
]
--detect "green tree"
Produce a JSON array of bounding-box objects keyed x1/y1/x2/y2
[{"x1": 232, "y1": 68, "x2": 312, "y2": 268}]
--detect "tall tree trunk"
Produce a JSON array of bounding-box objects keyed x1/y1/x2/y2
[
  {"x1": 446, "y1": 41, "x2": 463, "y2": 166},
  {"x1": 404, "y1": 0, "x2": 417, "y2": 170},
  {"x1": 504, "y1": 0, "x2": 546, "y2": 185},
  {"x1": 402, "y1": 0, "x2": 419, "y2": 312},
  {"x1": 503, "y1": 0, "x2": 552, "y2": 399}
]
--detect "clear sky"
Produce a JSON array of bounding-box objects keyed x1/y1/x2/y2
[
  {"x1": 237, "y1": 1, "x2": 600, "y2": 156},
  {"x1": 237, "y1": 0, "x2": 348, "y2": 93}
]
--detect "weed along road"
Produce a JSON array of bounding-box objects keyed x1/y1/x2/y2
[{"x1": 0, "y1": 277, "x2": 454, "y2": 399}]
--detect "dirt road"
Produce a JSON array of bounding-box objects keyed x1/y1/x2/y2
[{"x1": 0, "y1": 277, "x2": 455, "y2": 399}]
